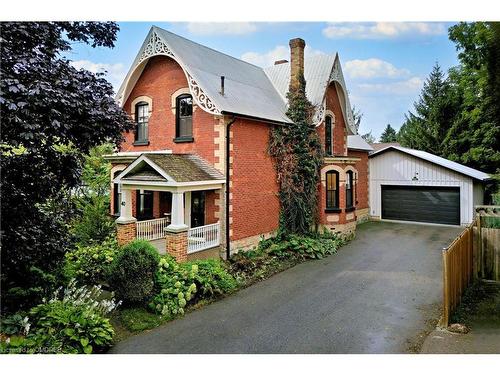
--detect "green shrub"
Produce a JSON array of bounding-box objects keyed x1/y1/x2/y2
[
  {"x1": 183, "y1": 259, "x2": 238, "y2": 299},
  {"x1": 0, "y1": 313, "x2": 30, "y2": 336},
  {"x1": 108, "y1": 240, "x2": 160, "y2": 305},
  {"x1": 64, "y1": 236, "x2": 119, "y2": 284},
  {"x1": 0, "y1": 280, "x2": 119, "y2": 354},
  {"x1": 149, "y1": 255, "x2": 237, "y2": 318},
  {"x1": 266, "y1": 232, "x2": 345, "y2": 260},
  {"x1": 150, "y1": 255, "x2": 198, "y2": 318}
]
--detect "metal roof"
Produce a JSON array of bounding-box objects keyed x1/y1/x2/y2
[
  {"x1": 264, "y1": 55, "x2": 335, "y2": 110},
  {"x1": 347, "y1": 135, "x2": 373, "y2": 151},
  {"x1": 116, "y1": 26, "x2": 357, "y2": 132},
  {"x1": 369, "y1": 146, "x2": 491, "y2": 181}
]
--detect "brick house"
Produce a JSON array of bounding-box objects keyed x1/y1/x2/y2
[{"x1": 108, "y1": 26, "x2": 372, "y2": 262}]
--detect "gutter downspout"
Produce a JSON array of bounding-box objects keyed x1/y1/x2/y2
[{"x1": 225, "y1": 116, "x2": 236, "y2": 260}]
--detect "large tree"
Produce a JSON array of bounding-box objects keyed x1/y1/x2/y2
[
  {"x1": 442, "y1": 22, "x2": 500, "y2": 173},
  {"x1": 379, "y1": 124, "x2": 398, "y2": 143},
  {"x1": 0, "y1": 22, "x2": 133, "y2": 311},
  {"x1": 398, "y1": 63, "x2": 457, "y2": 154}
]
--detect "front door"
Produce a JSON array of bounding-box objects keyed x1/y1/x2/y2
[{"x1": 191, "y1": 191, "x2": 205, "y2": 228}]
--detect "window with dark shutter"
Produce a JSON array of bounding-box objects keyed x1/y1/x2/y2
[{"x1": 175, "y1": 94, "x2": 193, "y2": 141}]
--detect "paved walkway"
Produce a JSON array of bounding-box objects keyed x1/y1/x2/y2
[{"x1": 111, "y1": 221, "x2": 461, "y2": 354}]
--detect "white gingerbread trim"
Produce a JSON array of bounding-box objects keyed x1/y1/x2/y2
[
  {"x1": 313, "y1": 98, "x2": 326, "y2": 126},
  {"x1": 329, "y1": 55, "x2": 357, "y2": 135},
  {"x1": 116, "y1": 27, "x2": 222, "y2": 116}
]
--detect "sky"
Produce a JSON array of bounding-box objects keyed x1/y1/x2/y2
[{"x1": 67, "y1": 22, "x2": 460, "y2": 140}]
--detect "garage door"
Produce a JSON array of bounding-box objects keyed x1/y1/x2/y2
[{"x1": 381, "y1": 185, "x2": 460, "y2": 225}]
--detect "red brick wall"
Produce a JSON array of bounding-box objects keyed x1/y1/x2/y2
[
  {"x1": 204, "y1": 190, "x2": 218, "y2": 225},
  {"x1": 230, "y1": 118, "x2": 279, "y2": 241},
  {"x1": 325, "y1": 83, "x2": 347, "y2": 157},
  {"x1": 348, "y1": 150, "x2": 369, "y2": 210},
  {"x1": 120, "y1": 56, "x2": 217, "y2": 164},
  {"x1": 318, "y1": 166, "x2": 347, "y2": 225}
]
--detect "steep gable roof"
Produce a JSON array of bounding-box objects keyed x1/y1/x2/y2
[{"x1": 116, "y1": 26, "x2": 357, "y2": 132}]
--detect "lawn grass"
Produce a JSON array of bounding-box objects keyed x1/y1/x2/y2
[{"x1": 110, "y1": 307, "x2": 170, "y2": 342}]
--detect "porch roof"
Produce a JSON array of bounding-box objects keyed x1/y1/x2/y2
[{"x1": 114, "y1": 153, "x2": 225, "y2": 187}]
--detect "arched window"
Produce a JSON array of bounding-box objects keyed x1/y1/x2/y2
[
  {"x1": 346, "y1": 170, "x2": 354, "y2": 209},
  {"x1": 134, "y1": 101, "x2": 149, "y2": 143},
  {"x1": 112, "y1": 170, "x2": 123, "y2": 216},
  {"x1": 325, "y1": 170, "x2": 339, "y2": 211},
  {"x1": 175, "y1": 94, "x2": 193, "y2": 141},
  {"x1": 325, "y1": 115, "x2": 333, "y2": 156}
]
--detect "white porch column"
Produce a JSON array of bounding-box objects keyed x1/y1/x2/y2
[
  {"x1": 116, "y1": 187, "x2": 136, "y2": 224},
  {"x1": 167, "y1": 191, "x2": 189, "y2": 232},
  {"x1": 184, "y1": 191, "x2": 192, "y2": 228}
]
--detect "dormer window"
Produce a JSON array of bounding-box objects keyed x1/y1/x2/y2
[
  {"x1": 175, "y1": 94, "x2": 193, "y2": 142},
  {"x1": 134, "y1": 102, "x2": 149, "y2": 144}
]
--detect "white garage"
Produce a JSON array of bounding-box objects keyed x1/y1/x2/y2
[{"x1": 369, "y1": 146, "x2": 490, "y2": 226}]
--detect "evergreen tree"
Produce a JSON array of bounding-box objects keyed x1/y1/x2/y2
[
  {"x1": 398, "y1": 63, "x2": 457, "y2": 155},
  {"x1": 269, "y1": 73, "x2": 323, "y2": 234},
  {"x1": 379, "y1": 124, "x2": 398, "y2": 143},
  {"x1": 443, "y1": 22, "x2": 500, "y2": 173}
]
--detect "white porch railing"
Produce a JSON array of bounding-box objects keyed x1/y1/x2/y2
[
  {"x1": 136, "y1": 217, "x2": 170, "y2": 241},
  {"x1": 188, "y1": 222, "x2": 220, "y2": 254}
]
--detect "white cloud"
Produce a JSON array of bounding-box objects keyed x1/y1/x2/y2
[
  {"x1": 186, "y1": 22, "x2": 258, "y2": 35},
  {"x1": 70, "y1": 60, "x2": 126, "y2": 92},
  {"x1": 322, "y1": 22, "x2": 446, "y2": 39},
  {"x1": 356, "y1": 76, "x2": 424, "y2": 95},
  {"x1": 241, "y1": 45, "x2": 326, "y2": 67},
  {"x1": 344, "y1": 58, "x2": 410, "y2": 79}
]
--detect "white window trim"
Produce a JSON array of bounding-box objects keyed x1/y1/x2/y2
[
  {"x1": 171, "y1": 87, "x2": 195, "y2": 114},
  {"x1": 131, "y1": 96, "x2": 153, "y2": 118}
]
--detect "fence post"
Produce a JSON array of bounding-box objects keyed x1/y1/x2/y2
[{"x1": 441, "y1": 249, "x2": 449, "y2": 328}]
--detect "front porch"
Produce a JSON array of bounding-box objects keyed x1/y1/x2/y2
[{"x1": 113, "y1": 152, "x2": 225, "y2": 261}]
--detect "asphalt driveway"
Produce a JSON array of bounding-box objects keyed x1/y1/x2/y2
[{"x1": 110, "y1": 221, "x2": 462, "y2": 354}]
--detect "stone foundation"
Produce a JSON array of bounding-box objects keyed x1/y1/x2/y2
[{"x1": 229, "y1": 231, "x2": 276, "y2": 255}]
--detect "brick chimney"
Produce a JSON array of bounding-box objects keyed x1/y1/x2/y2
[{"x1": 289, "y1": 38, "x2": 305, "y2": 91}]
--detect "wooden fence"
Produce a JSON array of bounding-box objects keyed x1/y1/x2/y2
[
  {"x1": 441, "y1": 205, "x2": 500, "y2": 327},
  {"x1": 441, "y1": 218, "x2": 476, "y2": 327},
  {"x1": 476, "y1": 205, "x2": 500, "y2": 282}
]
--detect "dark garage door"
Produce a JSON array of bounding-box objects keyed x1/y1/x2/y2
[{"x1": 381, "y1": 185, "x2": 460, "y2": 225}]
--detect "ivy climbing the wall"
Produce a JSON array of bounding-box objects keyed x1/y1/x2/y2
[{"x1": 269, "y1": 72, "x2": 324, "y2": 235}]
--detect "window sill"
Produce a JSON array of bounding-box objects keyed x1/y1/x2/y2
[
  {"x1": 133, "y1": 140, "x2": 150, "y2": 146},
  {"x1": 173, "y1": 136, "x2": 194, "y2": 143},
  {"x1": 325, "y1": 208, "x2": 342, "y2": 213},
  {"x1": 345, "y1": 206, "x2": 356, "y2": 213}
]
